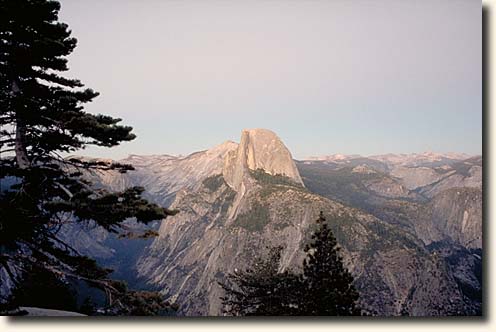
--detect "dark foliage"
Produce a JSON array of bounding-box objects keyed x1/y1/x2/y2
[
  {"x1": 219, "y1": 246, "x2": 303, "y2": 316},
  {"x1": 220, "y1": 212, "x2": 362, "y2": 316},
  {"x1": 300, "y1": 211, "x2": 361, "y2": 315},
  {"x1": 232, "y1": 201, "x2": 271, "y2": 232},
  {"x1": 107, "y1": 288, "x2": 178, "y2": 316},
  {"x1": 250, "y1": 168, "x2": 302, "y2": 187},
  {"x1": 79, "y1": 297, "x2": 97, "y2": 315},
  {"x1": 9, "y1": 264, "x2": 78, "y2": 312},
  {"x1": 0, "y1": 0, "x2": 177, "y2": 315}
]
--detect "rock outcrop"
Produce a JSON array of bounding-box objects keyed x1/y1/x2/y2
[
  {"x1": 390, "y1": 166, "x2": 450, "y2": 190},
  {"x1": 120, "y1": 141, "x2": 239, "y2": 206},
  {"x1": 50, "y1": 131, "x2": 481, "y2": 316},
  {"x1": 223, "y1": 129, "x2": 303, "y2": 191},
  {"x1": 133, "y1": 131, "x2": 477, "y2": 316},
  {"x1": 415, "y1": 187, "x2": 482, "y2": 249},
  {"x1": 137, "y1": 169, "x2": 469, "y2": 316}
]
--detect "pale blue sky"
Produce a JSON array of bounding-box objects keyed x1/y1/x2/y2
[{"x1": 58, "y1": 0, "x2": 481, "y2": 160}]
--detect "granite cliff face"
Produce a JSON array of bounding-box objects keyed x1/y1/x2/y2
[
  {"x1": 84, "y1": 141, "x2": 239, "y2": 207},
  {"x1": 132, "y1": 130, "x2": 479, "y2": 316},
  {"x1": 415, "y1": 187, "x2": 482, "y2": 249},
  {"x1": 297, "y1": 154, "x2": 482, "y2": 314},
  {"x1": 54, "y1": 141, "x2": 239, "y2": 272},
  {"x1": 223, "y1": 129, "x2": 303, "y2": 191},
  {"x1": 47, "y1": 130, "x2": 482, "y2": 316},
  {"x1": 297, "y1": 155, "x2": 482, "y2": 250},
  {"x1": 146, "y1": 180, "x2": 474, "y2": 315},
  {"x1": 121, "y1": 141, "x2": 239, "y2": 206},
  {"x1": 136, "y1": 171, "x2": 468, "y2": 316}
]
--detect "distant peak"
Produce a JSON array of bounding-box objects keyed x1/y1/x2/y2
[
  {"x1": 123, "y1": 154, "x2": 177, "y2": 160},
  {"x1": 223, "y1": 129, "x2": 303, "y2": 191},
  {"x1": 241, "y1": 128, "x2": 277, "y2": 135},
  {"x1": 218, "y1": 140, "x2": 238, "y2": 147},
  {"x1": 205, "y1": 140, "x2": 238, "y2": 154}
]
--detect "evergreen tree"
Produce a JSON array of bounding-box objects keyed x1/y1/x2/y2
[
  {"x1": 300, "y1": 211, "x2": 361, "y2": 315},
  {"x1": 8, "y1": 264, "x2": 78, "y2": 312},
  {"x1": 219, "y1": 246, "x2": 302, "y2": 316},
  {"x1": 219, "y1": 212, "x2": 362, "y2": 316},
  {"x1": 0, "y1": 0, "x2": 177, "y2": 314}
]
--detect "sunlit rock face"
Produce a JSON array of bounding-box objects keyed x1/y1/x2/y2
[
  {"x1": 45, "y1": 129, "x2": 481, "y2": 317},
  {"x1": 134, "y1": 130, "x2": 479, "y2": 316},
  {"x1": 119, "y1": 140, "x2": 239, "y2": 207},
  {"x1": 223, "y1": 128, "x2": 303, "y2": 191}
]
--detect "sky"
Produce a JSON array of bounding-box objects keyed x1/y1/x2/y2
[{"x1": 58, "y1": 0, "x2": 482, "y2": 160}]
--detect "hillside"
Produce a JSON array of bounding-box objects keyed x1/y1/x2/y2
[{"x1": 49, "y1": 129, "x2": 482, "y2": 316}]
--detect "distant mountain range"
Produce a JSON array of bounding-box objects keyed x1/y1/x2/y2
[
  {"x1": 307, "y1": 151, "x2": 473, "y2": 164},
  {"x1": 58, "y1": 129, "x2": 482, "y2": 316}
]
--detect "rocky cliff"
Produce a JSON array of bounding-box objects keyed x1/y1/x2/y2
[
  {"x1": 137, "y1": 168, "x2": 469, "y2": 316},
  {"x1": 49, "y1": 130, "x2": 481, "y2": 316},
  {"x1": 133, "y1": 130, "x2": 478, "y2": 316},
  {"x1": 223, "y1": 129, "x2": 303, "y2": 191},
  {"x1": 297, "y1": 155, "x2": 482, "y2": 314},
  {"x1": 415, "y1": 187, "x2": 482, "y2": 249}
]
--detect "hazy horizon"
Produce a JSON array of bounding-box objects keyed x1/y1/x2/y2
[
  {"x1": 58, "y1": 0, "x2": 481, "y2": 160},
  {"x1": 69, "y1": 128, "x2": 479, "y2": 162}
]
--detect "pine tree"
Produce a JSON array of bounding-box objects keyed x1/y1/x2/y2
[
  {"x1": 219, "y1": 246, "x2": 302, "y2": 316},
  {"x1": 300, "y1": 211, "x2": 361, "y2": 315},
  {"x1": 219, "y1": 212, "x2": 362, "y2": 316},
  {"x1": 0, "y1": 0, "x2": 177, "y2": 314},
  {"x1": 8, "y1": 264, "x2": 79, "y2": 312}
]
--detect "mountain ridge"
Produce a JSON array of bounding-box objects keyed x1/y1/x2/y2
[{"x1": 51, "y1": 129, "x2": 482, "y2": 316}]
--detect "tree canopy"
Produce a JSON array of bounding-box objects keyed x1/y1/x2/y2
[
  {"x1": 0, "y1": 0, "x2": 176, "y2": 314},
  {"x1": 220, "y1": 212, "x2": 362, "y2": 316},
  {"x1": 219, "y1": 246, "x2": 302, "y2": 316},
  {"x1": 300, "y1": 211, "x2": 361, "y2": 315}
]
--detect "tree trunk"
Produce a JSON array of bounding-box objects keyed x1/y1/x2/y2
[
  {"x1": 12, "y1": 79, "x2": 30, "y2": 169},
  {"x1": 15, "y1": 118, "x2": 30, "y2": 169}
]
